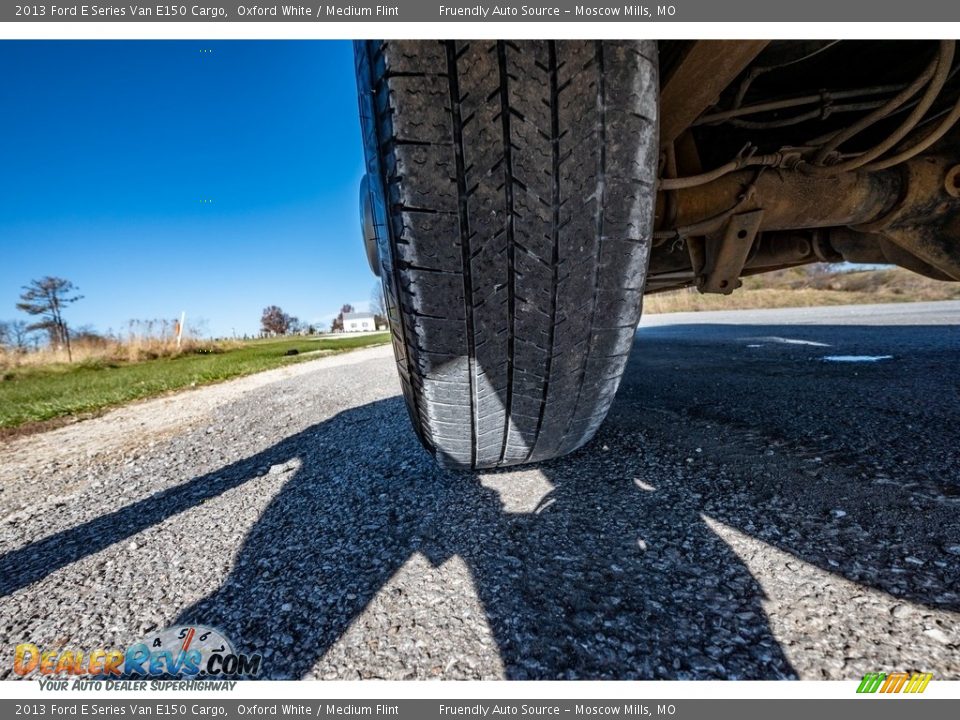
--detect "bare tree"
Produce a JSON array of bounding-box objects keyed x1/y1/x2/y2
[
  {"x1": 370, "y1": 283, "x2": 386, "y2": 315},
  {"x1": 0, "y1": 320, "x2": 32, "y2": 353},
  {"x1": 16, "y1": 276, "x2": 83, "y2": 361},
  {"x1": 370, "y1": 283, "x2": 388, "y2": 329},
  {"x1": 185, "y1": 316, "x2": 210, "y2": 340},
  {"x1": 261, "y1": 305, "x2": 293, "y2": 336},
  {"x1": 330, "y1": 303, "x2": 355, "y2": 333}
]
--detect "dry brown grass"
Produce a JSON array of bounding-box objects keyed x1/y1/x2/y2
[
  {"x1": 644, "y1": 266, "x2": 960, "y2": 314},
  {"x1": 0, "y1": 319, "x2": 223, "y2": 370},
  {"x1": 6, "y1": 337, "x2": 201, "y2": 367}
]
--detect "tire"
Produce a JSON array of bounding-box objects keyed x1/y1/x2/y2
[{"x1": 356, "y1": 40, "x2": 658, "y2": 469}]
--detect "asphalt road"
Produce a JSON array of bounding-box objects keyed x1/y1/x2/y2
[{"x1": 1, "y1": 302, "x2": 958, "y2": 680}]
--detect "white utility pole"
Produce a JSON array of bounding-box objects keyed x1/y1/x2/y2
[{"x1": 176, "y1": 311, "x2": 186, "y2": 349}]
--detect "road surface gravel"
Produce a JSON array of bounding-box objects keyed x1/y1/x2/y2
[{"x1": 1, "y1": 303, "x2": 957, "y2": 680}]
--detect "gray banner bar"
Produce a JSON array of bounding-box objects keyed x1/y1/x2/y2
[
  {"x1": 4, "y1": 699, "x2": 959, "y2": 719},
  {"x1": 0, "y1": 704, "x2": 960, "y2": 720},
  {"x1": 0, "y1": 687, "x2": 960, "y2": 720},
  {"x1": 2, "y1": 1, "x2": 960, "y2": 22}
]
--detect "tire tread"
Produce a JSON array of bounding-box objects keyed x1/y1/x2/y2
[{"x1": 357, "y1": 40, "x2": 657, "y2": 469}]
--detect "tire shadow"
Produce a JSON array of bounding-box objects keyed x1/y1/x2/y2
[{"x1": 170, "y1": 395, "x2": 793, "y2": 679}]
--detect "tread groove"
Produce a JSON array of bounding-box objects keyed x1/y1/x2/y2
[
  {"x1": 446, "y1": 40, "x2": 478, "y2": 470},
  {"x1": 496, "y1": 40, "x2": 517, "y2": 466},
  {"x1": 528, "y1": 40, "x2": 561, "y2": 463}
]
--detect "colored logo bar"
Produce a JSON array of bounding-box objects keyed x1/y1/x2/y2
[{"x1": 857, "y1": 672, "x2": 933, "y2": 694}]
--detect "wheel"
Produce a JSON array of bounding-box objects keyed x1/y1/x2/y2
[{"x1": 356, "y1": 40, "x2": 658, "y2": 469}]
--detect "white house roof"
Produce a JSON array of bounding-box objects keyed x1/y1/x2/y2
[{"x1": 343, "y1": 312, "x2": 375, "y2": 320}]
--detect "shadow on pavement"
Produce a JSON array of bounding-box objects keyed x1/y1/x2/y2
[
  {"x1": 171, "y1": 396, "x2": 793, "y2": 679},
  {"x1": 624, "y1": 321, "x2": 960, "y2": 611}
]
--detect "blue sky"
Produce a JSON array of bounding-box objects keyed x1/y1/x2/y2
[{"x1": 0, "y1": 40, "x2": 375, "y2": 338}]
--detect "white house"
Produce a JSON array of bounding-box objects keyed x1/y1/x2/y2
[{"x1": 343, "y1": 312, "x2": 377, "y2": 332}]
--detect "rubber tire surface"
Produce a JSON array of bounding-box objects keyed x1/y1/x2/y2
[{"x1": 356, "y1": 40, "x2": 658, "y2": 469}]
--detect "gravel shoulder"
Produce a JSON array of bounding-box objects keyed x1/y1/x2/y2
[
  {"x1": 0, "y1": 345, "x2": 393, "y2": 521},
  {"x1": 0, "y1": 304, "x2": 957, "y2": 680}
]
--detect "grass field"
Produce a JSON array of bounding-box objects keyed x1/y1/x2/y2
[
  {"x1": 0, "y1": 333, "x2": 390, "y2": 432},
  {"x1": 644, "y1": 266, "x2": 960, "y2": 314},
  {"x1": 5, "y1": 266, "x2": 956, "y2": 433}
]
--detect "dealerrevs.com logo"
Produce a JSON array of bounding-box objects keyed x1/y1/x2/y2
[
  {"x1": 14, "y1": 625, "x2": 261, "y2": 679},
  {"x1": 857, "y1": 672, "x2": 933, "y2": 694}
]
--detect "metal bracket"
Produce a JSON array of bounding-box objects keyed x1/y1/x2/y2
[{"x1": 699, "y1": 209, "x2": 765, "y2": 294}]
